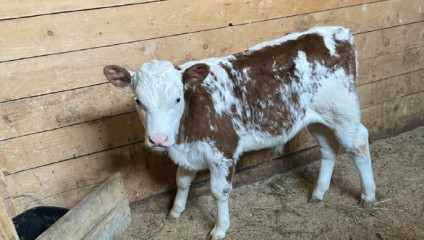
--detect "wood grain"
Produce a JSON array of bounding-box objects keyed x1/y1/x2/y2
[
  {"x1": 1, "y1": 47, "x2": 423, "y2": 174},
  {"x1": 0, "y1": 0, "x2": 154, "y2": 20},
  {"x1": 358, "y1": 46, "x2": 424, "y2": 85},
  {"x1": 36, "y1": 173, "x2": 130, "y2": 240},
  {"x1": 0, "y1": 0, "x2": 380, "y2": 62},
  {"x1": 0, "y1": 172, "x2": 18, "y2": 240},
  {"x1": 2, "y1": 0, "x2": 423, "y2": 217},
  {"x1": 358, "y1": 69, "x2": 424, "y2": 108},
  {"x1": 1, "y1": 22, "x2": 423, "y2": 140},
  {"x1": 1, "y1": 0, "x2": 422, "y2": 102},
  {"x1": 0, "y1": 113, "x2": 144, "y2": 174}
]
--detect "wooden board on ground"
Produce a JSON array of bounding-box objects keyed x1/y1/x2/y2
[{"x1": 36, "y1": 172, "x2": 131, "y2": 240}]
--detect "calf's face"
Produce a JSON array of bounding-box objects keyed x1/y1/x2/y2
[
  {"x1": 104, "y1": 60, "x2": 210, "y2": 152},
  {"x1": 104, "y1": 60, "x2": 184, "y2": 152}
]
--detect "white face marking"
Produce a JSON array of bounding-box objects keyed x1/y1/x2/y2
[{"x1": 132, "y1": 60, "x2": 184, "y2": 149}]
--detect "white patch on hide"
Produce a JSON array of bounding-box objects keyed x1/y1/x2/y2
[{"x1": 248, "y1": 26, "x2": 354, "y2": 57}]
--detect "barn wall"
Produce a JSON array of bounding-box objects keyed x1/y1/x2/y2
[{"x1": 0, "y1": 0, "x2": 423, "y2": 215}]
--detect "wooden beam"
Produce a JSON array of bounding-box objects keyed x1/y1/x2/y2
[
  {"x1": 0, "y1": 171, "x2": 18, "y2": 240},
  {"x1": 0, "y1": 197, "x2": 18, "y2": 240},
  {"x1": 36, "y1": 172, "x2": 131, "y2": 240}
]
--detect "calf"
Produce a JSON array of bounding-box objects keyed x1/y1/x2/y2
[{"x1": 103, "y1": 26, "x2": 376, "y2": 240}]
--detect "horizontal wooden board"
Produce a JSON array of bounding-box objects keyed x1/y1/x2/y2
[
  {"x1": 362, "y1": 91, "x2": 424, "y2": 129},
  {"x1": 1, "y1": 0, "x2": 422, "y2": 102},
  {"x1": 355, "y1": 21, "x2": 424, "y2": 60},
  {"x1": 358, "y1": 45, "x2": 424, "y2": 85},
  {"x1": 369, "y1": 109, "x2": 424, "y2": 141},
  {"x1": 0, "y1": 113, "x2": 144, "y2": 174},
  {"x1": 1, "y1": 84, "x2": 134, "y2": 140},
  {"x1": 5, "y1": 142, "x2": 171, "y2": 198},
  {"x1": 5, "y1": 90, "x2": 424, "y2": 213},
  {"x1": 0, "y1": 0, "x2": 380, "y2": 62},
  {"x1": 0, "y1": 0, "x2": 154, "y2": 20},
  {"x1": 358, "y1": 69, "x2": 424, "y2": 108},
  {"x1": 1, "y1": 22, "x2": 423, "y2": 140}
]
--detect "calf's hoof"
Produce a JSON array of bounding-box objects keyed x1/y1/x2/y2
[
  {"x1": 359, "y1": 199, "x2": 375, "y2": 208},
  {"x1": 207, "y1": 224, "x2": 229, "y2": 240},
  {"x1": 167, "y1": 210, "x2": 182, "y2": 219},
  {"x1": 308, "y1": 195, "x2": 323, "y2": 203},
  {"x1": 207, "y1": 232, "x2": 225, "y2": 240}
]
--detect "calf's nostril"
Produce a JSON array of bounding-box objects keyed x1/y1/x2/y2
[{"x1": 148, "y1": 137, "x2": 156, "y2": 145}]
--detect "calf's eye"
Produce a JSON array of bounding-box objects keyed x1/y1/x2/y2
[{"x1": 176, "y1": 98, "x2": 181, "y2": 103}]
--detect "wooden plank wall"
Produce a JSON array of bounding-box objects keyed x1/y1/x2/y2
[{"x1": 0, "y1": 0, "x2": 423, "y2": 215}]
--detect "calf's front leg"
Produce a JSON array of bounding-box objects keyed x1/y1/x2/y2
[
  {"x1": 169, "y1": 166, "x2": 197, "y2": 219},
  {"x1": 208, "y1": 164, "x2": 235, "y2": 240}
]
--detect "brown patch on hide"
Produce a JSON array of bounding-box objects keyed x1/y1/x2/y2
[
  {"x1": 222, "y1": 33, "x2": 356, "y2": 135},
  {"x1": 176, "y1": 31, "x2": 356, "y2": 160},
  {"x1": 335, "y1": 40, "x2": 358, "y2": 92},
  {"x1": 226, "y1": 165, "x2": 236, "y2": 182},
  {"x1": 177, "y1": 73, "x2": 239, "y2": 159}
]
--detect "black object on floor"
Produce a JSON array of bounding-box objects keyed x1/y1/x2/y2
[{"x1": 12, "y1": 206, "x2": 69, "y2": 240}]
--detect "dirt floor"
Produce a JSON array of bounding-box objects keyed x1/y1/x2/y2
[{"x1": 119, "y1": 127, "x2": 424, "y2": 240}]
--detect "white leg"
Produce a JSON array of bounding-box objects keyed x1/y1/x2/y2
[
  {"x1": 336, "y1": 124, "x2": 376, "y2": 204},
  {"x1": 208, "y1": 165, "x2": 233, "y2": 240},
  {"x1": 169, "y1": 166, "x2": 197, "y2": 219},
  {"x1": 352, "y1": 124, "x2": 376, "y2": 203},
  {"x1": 308, "y1": 124, "x2": 340, "y2": 201}
]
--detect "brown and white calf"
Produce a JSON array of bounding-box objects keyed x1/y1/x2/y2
[{"x1": 103, "y1": 26, "x2": 376, "y2": 240}]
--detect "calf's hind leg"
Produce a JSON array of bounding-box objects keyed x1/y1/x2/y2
[
  {"x1": 308, "y1": 123, "x2": 340, "y2": 202},
  {"x1": 335, "y1": 123, "x2": 376, "y2": 204},
  {"x1": 169, "y1": 166, "x2": 197, "y2": 218}
]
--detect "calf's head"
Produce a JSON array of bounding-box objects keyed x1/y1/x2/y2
[{"x1": 103, "y1": 60, "x2": 210, "y2": 152}]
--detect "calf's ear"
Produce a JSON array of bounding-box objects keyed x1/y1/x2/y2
[
  {"x1": 182, "y1": 63, "x2": 210, "y2": 87},
  {"x1": 103, "y1": 65, "x2": 132, "y2": 87}
]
